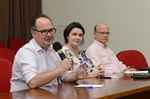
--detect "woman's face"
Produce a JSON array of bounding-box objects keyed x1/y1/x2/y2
[{"x1": 67, "y1": 28, "x2": 83, "y2": 48}]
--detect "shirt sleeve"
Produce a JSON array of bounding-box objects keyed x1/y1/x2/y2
[
  {"x1": 18, "y1": 49, "x2": 38, "y2": 84},
  {"x1": 115, "y1": 57, "x2": 127, "y2": 72},
  {"x1": 60, "y1": 70, "x2": 72, "y2": 81}
]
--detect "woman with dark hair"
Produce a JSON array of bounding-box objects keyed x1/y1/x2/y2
[{"x1": 62, "y1": 22, "x2": 104, "y2": 78}]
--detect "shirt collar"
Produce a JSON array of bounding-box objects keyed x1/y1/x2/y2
[
  {"x1": 32, "y1": 38, "x2": 53, "y2": 52},
  {"x1": 94, "y1": 40, "x2": 107, "y2": 48}
]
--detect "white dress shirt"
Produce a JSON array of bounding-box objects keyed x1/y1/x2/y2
[{"x1": 10, "y1": 39, "x2": 69, "y2": 92}]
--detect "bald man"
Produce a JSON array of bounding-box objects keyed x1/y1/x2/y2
[{"x1": 86, "y1": 23, "x2": 136, "y2": 75}]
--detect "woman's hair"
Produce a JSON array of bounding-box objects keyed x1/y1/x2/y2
[{"x1": 63, "y1": 22, "x2": 85, "y2": 44}]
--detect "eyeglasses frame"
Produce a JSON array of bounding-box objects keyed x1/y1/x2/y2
[{"x1": 32, "y1": 28, "x2": 56, "y2": 36}]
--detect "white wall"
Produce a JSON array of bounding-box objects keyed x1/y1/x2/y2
[{"x1": 42, "y1": 0, "x2": 150, "y2": 65}]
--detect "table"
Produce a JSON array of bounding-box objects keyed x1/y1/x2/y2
[{"x1": 1, "y1": 73, "x2": 150, "y2": 99}]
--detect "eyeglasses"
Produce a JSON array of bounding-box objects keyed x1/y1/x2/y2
[
  {"x1": 32, "y1": 28, "x2": 56, "y2": 36},
  {"x1": 96, "y1": 32, "x2": 111, "y2": 35}
]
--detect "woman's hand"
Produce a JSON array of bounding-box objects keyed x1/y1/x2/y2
[{"x1": 88, "y1": 65, "x2": 105, "y2": 78}]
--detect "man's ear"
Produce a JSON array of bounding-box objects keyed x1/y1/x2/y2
[
  {"x1": 31, "y1": 29, "x2": 35, "y2": 37},
  {"x1": 93, "y1": 31, "x2": 96, "y2": 36},
  {"x1": 93, "y1": 31, "x2": 97, "y2": 39}
]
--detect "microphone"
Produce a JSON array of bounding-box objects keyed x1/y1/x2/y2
[{"x1": 53, "y1": 42, "x2": 66, "y2": 60}]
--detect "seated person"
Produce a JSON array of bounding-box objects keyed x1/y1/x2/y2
[
  {"x1": 10, "y1": 14, "x2": 87, "y2": 92},
  {"x1": 62, "y1": 22, "x2": 104, "y2": 78},
  {"x1": 86, "y1": 23, "x2": 136, "y2": 75}
]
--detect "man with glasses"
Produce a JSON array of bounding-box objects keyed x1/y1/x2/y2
[
  {"x1": 10, "y1": 13, "x2": 87, "y2": 92},
  {"x1": 86, "y1": 23, "x2": 136, "y2": 75}
]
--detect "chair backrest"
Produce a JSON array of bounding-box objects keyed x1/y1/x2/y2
[
  {"x1": 0, "y1": 48, "x2": 15, "y2": 63},
  {"x1": 117, "y1": 50, "x2": 148, "y2": 70},
  {"x1": 8, "y1": 38, "x2": 25, "y2": 54},
  {"x1": 0, "y1": 58, "x2": 12, "y2": 92},
  {"x1": 0, "y1": 40, "x2": 6, "y2": 48}
]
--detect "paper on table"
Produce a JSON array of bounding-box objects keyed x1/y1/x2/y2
[
  {"x1": 74, "y1": 84, "x2": 104, "y2": 88},
  {"x1": 124, "y1": 71, "x2": 148, "y2": 74},
  {"x1": 108, "y1": 75, "x2": 119, "y2": 78}
]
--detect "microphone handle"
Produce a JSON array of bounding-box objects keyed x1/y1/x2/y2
[{"x1": 59, "y1": 52, "x2": 66, "y2": 60}]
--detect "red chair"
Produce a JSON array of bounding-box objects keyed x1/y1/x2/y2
[
  {"x1": 8, "y1": 38, "x2": 25, "y2": 54},
  {"x1": 117, "y1": 50, "x2": 148, "y2": 70},
  {"x1": 0, "y1": 58, "x2": 12, "y2": 92},
  {"x1": 0, "y1": 40, "x2": 6, "y2": 48},
  {"x1": 0, "y1": 48, "x2": 15, "y2": 63}
]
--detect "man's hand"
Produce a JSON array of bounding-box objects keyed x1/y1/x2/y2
[
  {"x1": 125, "y1": 66, "x2": 137, "y2": 71},
  {"x1": 76, "y1": 63, "x2": 88, "y2": 80},
  {"x1": 58, "y1": 58, "x2": 72, "y2": 72}
]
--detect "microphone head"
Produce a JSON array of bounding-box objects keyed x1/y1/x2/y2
[{"x1": 53, "y1": 42, "x2": 62, "y2": 52}]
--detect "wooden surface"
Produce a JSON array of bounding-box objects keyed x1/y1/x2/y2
[{"x1": 1, "y1": 73, "x2": 150, "y2": 99}]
